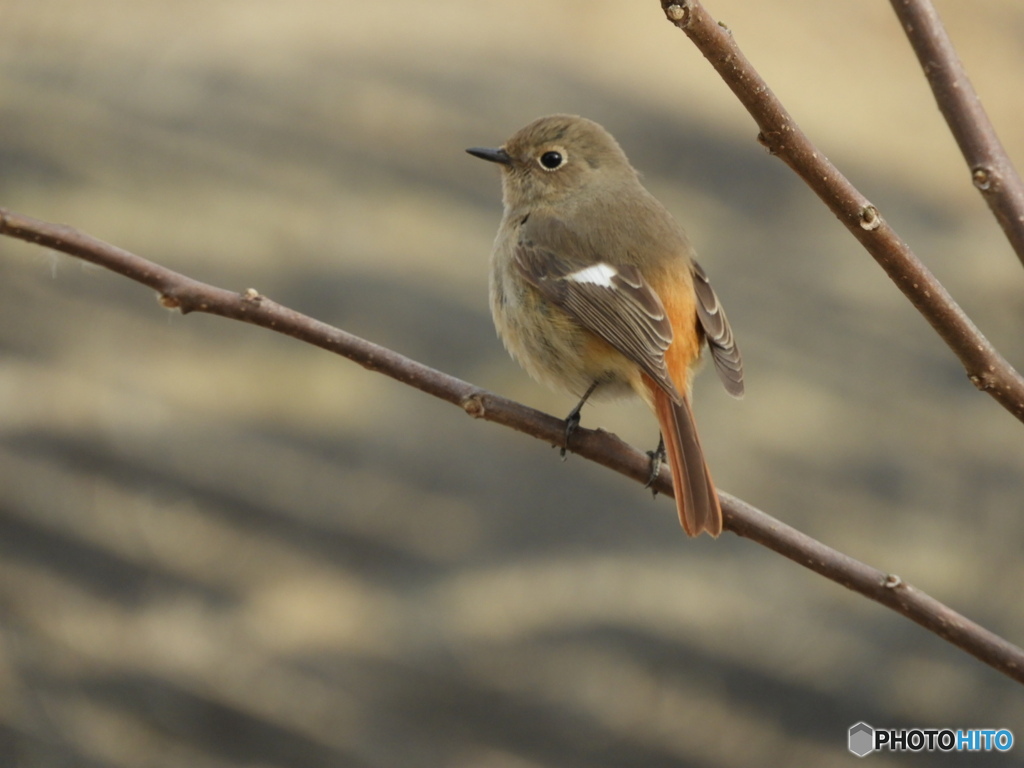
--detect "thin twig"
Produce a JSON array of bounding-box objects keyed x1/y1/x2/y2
[
  {"x1": 890, "y1": 0, "x2": 1024, "y2": 268},
  {"x1": 660, "y1": 0, "x2": 1024, "y2": 423},
  {"x1": 2, "y1": 205, "x2": 1023, "y2": 685},
  {"x1": 726, "y1": 496, "x2": 1024, "y2": 685}
]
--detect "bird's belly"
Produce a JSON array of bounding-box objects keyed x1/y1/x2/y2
[{"x1": 490, "y1": 269, "x2": 639, "y2": 401}]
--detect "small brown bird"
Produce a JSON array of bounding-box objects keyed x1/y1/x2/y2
[{"x1": 468, "y1": 115, "x2": 742, "y2": 537}]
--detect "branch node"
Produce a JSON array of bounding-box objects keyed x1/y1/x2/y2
[
  {"x1": 755, "y1": 131, "x2": 775, "y2": 155},
  {"x1": 968, "y1": 371, "x2": 998, "y2": 392},
  {"x1": 884, "y1": 573, "x2": 903, "y2": 589},
  {"x1": 461, "y1": 392, "x2": 487, "y2": 419},
  {"x1": 971, "y1": 166, "x2": 993, "y2": 192},
  {"x1": 662, "y1": 1, "x2": 690, "y2": 26},
  {"x1": 243, "y1": 287, "x2": 263, "y2": 303},
  {"x1": 858, "y1": 204, "x2": 882, "y2": 231},
  {"x1": 157, "y1": 293, "x2": 181, "y2": 310}
]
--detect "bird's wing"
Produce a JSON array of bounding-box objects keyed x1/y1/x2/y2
[
  {"x1": 513, "y1": 214, "x2": 682, "y2": 402},
  {"x1": 691, "y1": 259, "x2": 744, "y2": 398}
]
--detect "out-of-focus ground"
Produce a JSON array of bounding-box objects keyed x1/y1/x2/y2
[{"x1": 1, "y1": 1, "x2": 1023, "y2": 766}]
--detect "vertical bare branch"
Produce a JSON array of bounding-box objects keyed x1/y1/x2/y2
[
  {"x1": 890, "y1": 0, "x2": 1024, "y2": 269},
  {"x1": 660, "y1": 0, "x2": 1024, "y2": 423}
]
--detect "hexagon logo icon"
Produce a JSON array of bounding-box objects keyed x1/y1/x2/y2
[{"x1": 849, "y1": 722, "x2": 875, "y2": 757}]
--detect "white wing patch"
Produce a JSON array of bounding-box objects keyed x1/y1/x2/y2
[{"x1": 566, "y1": 262, "x2": 617, "y2": 288}]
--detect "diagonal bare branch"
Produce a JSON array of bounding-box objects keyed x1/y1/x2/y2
[
  {"x1": 2, "y1": 205, "x2": 1023, "y2": 685},
  {"x1": 890, "y1": 0, "x2": 1024, "y2": 269},
  {"x1": 660, "y1": 0, "x2": 1024, "y2": 424}
]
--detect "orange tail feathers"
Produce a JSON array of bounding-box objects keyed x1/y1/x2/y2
[{"x1": 650, "y1": 387, "x2": 723, "y2": 537}]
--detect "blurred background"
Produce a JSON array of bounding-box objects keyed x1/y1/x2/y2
[{"x1": 1, "y1": 1, "x2": 1023, "y2": 765}]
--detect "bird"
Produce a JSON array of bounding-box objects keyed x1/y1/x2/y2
[{"x1": 467, "y1": 114, "x2": 742, "y2": 537}]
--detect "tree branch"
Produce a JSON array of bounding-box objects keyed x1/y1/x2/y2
[
  {"x1": 660, "y1": 0, "x2": 1024, "y2": 424},
  {"x1": 890, "y1": 0, "x2": 1024, "y2": 269},
  {"x1": 3, "y1": 205, "x2": 1023, "y2": 685}
]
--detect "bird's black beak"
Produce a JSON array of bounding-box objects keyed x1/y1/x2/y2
[{"x1": 466, "y1": 147, "x2": 512, "y2": 165}]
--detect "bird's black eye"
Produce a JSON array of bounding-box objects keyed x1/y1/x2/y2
[{"x1": 539, "y1": 150, "x2": 565, "y2": 170}]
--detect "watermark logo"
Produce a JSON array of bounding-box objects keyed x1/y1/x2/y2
[
  {"x1": 848, "y1": 722, "x2": 1013, "y2": 757},
  {"x1": 849, "y1": 723, "x2": 874, "y2": 757}
]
